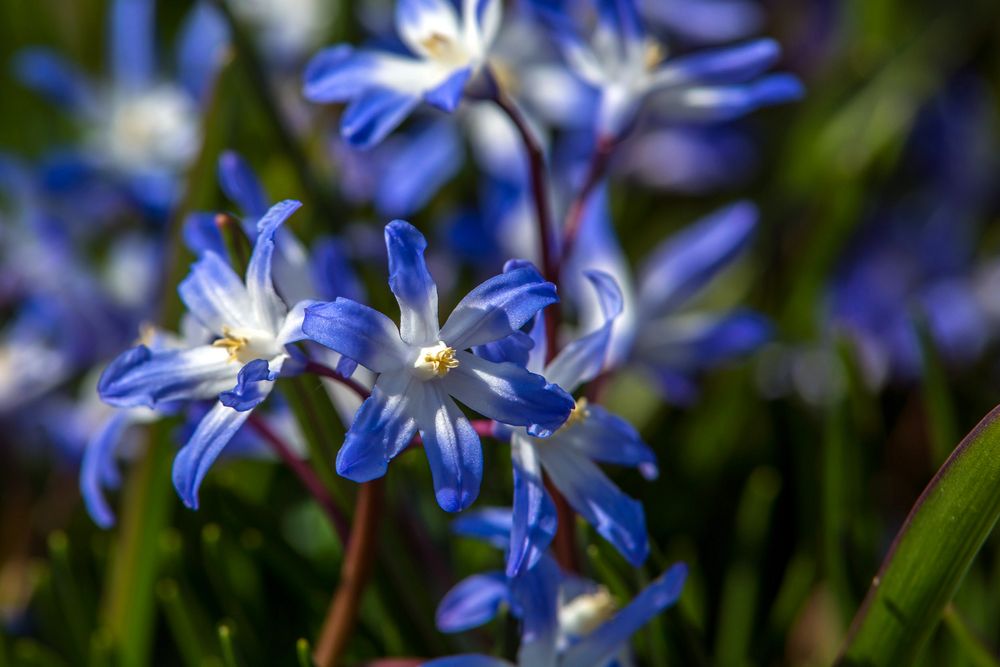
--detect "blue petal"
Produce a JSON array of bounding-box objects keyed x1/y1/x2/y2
[
  {"x1": 179, "y1": 251, "x2": 254, "y2": 333},
  {"x1": 508, "y1": 435, "x2": 557, "y2": 577},
  {"x1": 415, "y1": 384, "x2": 483, "y2": 512},
  {"x1": 218, "y1": 151, "x2": 269, "y2": 218},
  {"x1": 537, "y1": 445, "x2": 648, "y2": 566},
  {"x1": 671, "y1": 74, "x2": 805, "y2": 122},
  {"x1": 544, "y1": 270, "x2": 623, "y2": 392},
  {"x1": 473, "y1": 331, "x2": 535, "y2": 368},
  {"x1": 109, "y1": 0, "x2": 156, "y2": 90},
  {"x1": 98, "y1": 345, "x2": 237, "y2": 408},
  {"x1": 595, "y1": 0, "x2": 644, "y2": 44},
  {"x1": 436, "y1": 571, "x2": 509, "y2": 633},
  {"x1": 511, "y1": 554, "x2": 561, "y2": 666},
  {"x1": 638, "y1": 309, "x2": 772, "y2": 371},
  {"x1": 642, "y1": 0, "x2": 762, "y2": 44},
  {"x1": 452, "y1": 507, "x2": 513, "y2": 549},
  {"x1": 182, "y1": 211, "x2": 226, "y2": 257},
  {"x1": 422, "y1": 657, "x2": 512, "y2": 667},
  {"x1": 245, "y1": 200, "x2": 302, "y2": 331},
  {"x1": 175, "y1": 1, "x2": 229, "y2": 100},
  {"x1": 385, "y1": 220, "x2": 440, "y2": 345},
  {"x1": 12, "y1": 48, "x2": 95, "y2": 111},
  {"x1": 444, "y1": 352, "x2": 574, "y2": 437},
  {"x1": 219, "y1": 359, "x2": 277, "y2": 412},
  {"x1": 336, "y1": 370, "x2": 417, "y2": 482},
  {"x1": 172, "y1": 401, "x2": 253, "y2": 509},
  {"x1": 562, "y1": 563, "x2": 688, "y2": 667},
  {"x1": 638, "y1": 201, "x2": 757, "y2": 316},
  {"x1": 342, "y1": 88, "x2": 421, "y2": 149},
  {"x1": 302, "y1": 299, "x2": 409, "y2": 373},
  {"x1": 560, "y1": 404, "x2": 658, "y2": 479},
  {"x1": 439, "y1": 265, "x2": 558, "y2": 350},
  {"x1": 303, "y1": 45, "x2": 372, "y2": 102},
  {"x1": 310, "y1": 236, "x2": 366, "y2": 303},
  {"x1": 424, "y1": 67, "x2": 471, "y2": 112},
  {"x1": 376, "y1": 121, "x2": 463, "y2": 217},
  {"x1": 655, "y1": 38, "x2": 780, "y2": 86},
  {"x1": 80, "y1": 412, "x2": 130, "y2": 529}
]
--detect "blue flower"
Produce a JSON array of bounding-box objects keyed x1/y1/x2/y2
[
  {"x1": 486, "y1": 269, "x2": 656, "y2": 576},
  {"x1": 301, "y1": 220, "x2": 574, "y2": 512},
  {"x1": 303, "y1": 0, "x2": 502, "y2": 148},
  {"x1": 13, "y1": 0, "x2": 229, "y2": 216},
  {"x1": 98, "y1": 201, "x2": 314, "y2": 508},
  {"x1": 564, "y1": 192, "x2": 771, "y2": 403},
  {"x1": 533, "y1": 0, "x2": 803, "y2": 138},
  {"x1": 432, "y1": 509, "x2": 688, "y2": 667}
]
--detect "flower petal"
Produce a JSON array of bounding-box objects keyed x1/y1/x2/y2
[
  {"x1": 439, "y1": 264, "x2": 558, "y2": 350},
  {"x1": 80, "y1": 412, "x2": 130, "y2": 529},
  {"x1": 637, "y1": 201, "x2": 757, "y2": 316},
  {"x1": 658, "y1": 74, "x2": 804, "y2": 122},
  {"x1": 396, "y1": 0, "x2": 461, "y2": 56},
  {"x1": 452, "y1": 507, "x2": 513, "y2": 549},
  {"x1": 385, "y1": 220, "x2": 440, "y2": 345},
  {"x1": 435, "y1": 571, "x2": 509, "y2": 633},
  {"x1": 375, "y1": 120, "x2": 463, "y2": 218},
  {"x1": 98, "y1": 344, "x2": 237, "y2": 408},
  {"x1": 415, "y1": 384, "x2": 482, "y2": 512},
  {"x1": 336, "y1": 370, "x2": 418, "y2": 482},
  {"x1": 302, "y1": 299, "x2": 409, "y2": 373},
  {"x1": 537, "y1": 445, "x2": 648, "y2": 566},
  {"x1": 218, "y1": 150, "x2": 269, "y2": 218},
  {"x1": 182, "y1": 211, "x2": 226, "y2": 257},
  {"x1": 12, "y1": 48, "x2": 95, "y2": 112},
  {"x1": 511, "y1": 554, "x2": 561, "y2": 667},
  {"x1": 179, "y1": 251, "x2": 254, "y2": 334},
  {"x1": 544, "y1": 270, "x2": 623, "y2": 392},
  {"x1": 651, "y1": 38, "x2": 781, "y2": 89},
  {"x1": 342, "y1": 88, "x2": 421, "y2": 149},
  {"x1": 424, "y1": 66, "x2": 471, "y2": 112},
  {"x1": 472, "y1": 330, "x2": 535, "y2": 369},
  {"x1": 172, "y1": 401, "x2": 254, "y2": 509},
  {"x1": 443, "y1": 352, "x2": 574, "y2": 437},
  {"x1": 422, "y1": 657, "x2": 512, "y2": 667},
  {"x1": 303, "y1": 45, "x2": 374, "y2": 102},
  {"x1": 559, "y1": 404, "x2": 658, "y2": 479},
  {"x1": 636, "y1": 309, "x2": 772, "y2": 371},
  {"x1": 508, "y1": 434, "x2": 557, "y2": 577},
  {"x1": 219, "y1": 359, "x2": 278, "y2": 412},
  {"x1": 561, "y1": 563, "x2": 688, "y2": 667},
  {"x1": 110, "y1": 0, "x2": 156, "y2": 90},
  {"x1": 245, "y1": 200, "x2": 302, "y2": 332}
]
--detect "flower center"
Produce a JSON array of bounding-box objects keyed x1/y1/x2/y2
[
  {"x1": 420, "y1": 32, "x2": 470, "y2": 66},
  {"x1": 413, "y1": 341, "x2": 459, "y2": 379},
  {"x1": 561, "y1": 397, "x2": 591, "y2": 431},
  {"x1": 559, "y1": 587, "x2": 616, "y2": 637},
  {"x1": 644, "y1": 41, "x2": 666, "y2": 71},
  {"x1": 213, "y1": 326, "x2": 278, "y2": 364}
]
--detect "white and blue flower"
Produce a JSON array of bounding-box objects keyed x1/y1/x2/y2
[
  {"x1": 432, "y1": 508, "x2": 688, "y2": 667},
  {"x1": 303, "y1": 0, "x2": 502, "y2": 148},
  {"x1": 98, "y1": 200, "x2": 314, "y2": 509},
  {"x1": 301, "y1": 220, "x2": 574, "y2": 512},
  {"x1": 533, "y1": 0, "x2": 803, "y2": 138},
  {"x1": 484, "y1": 268, "x2": 656, "y2": 576}
]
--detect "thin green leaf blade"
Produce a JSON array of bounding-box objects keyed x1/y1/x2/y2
[{"x1": 838, "y1": 405, "x2": 1000, "y2": 666}]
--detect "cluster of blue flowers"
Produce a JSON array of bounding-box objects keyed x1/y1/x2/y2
[{"x1": 2, "y1": 0, "x2": 836, "y2": 661}]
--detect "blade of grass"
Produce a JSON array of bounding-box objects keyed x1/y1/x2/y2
[
  {"x1": 837, "y1": 404, "x2": 1000, "y2": 665},
  {"x1": 941, "y1": 604, "x2": 1000, "y2": 667}
]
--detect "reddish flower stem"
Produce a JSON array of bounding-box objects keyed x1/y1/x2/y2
[
  {"x1": 246, "y1": 414, "x2": 350, "y2": 545},
  {"x1": 304, "y1": 360, "x2": 372, "y2": 401},
  {"x1": 560, "y1": 135, "x2": 616, "y2": 267},
  {"x1": 313, "y1": 479, "x2": 385, "y2": 667}
]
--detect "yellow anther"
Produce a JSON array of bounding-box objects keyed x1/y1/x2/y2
[
  {"x1": 563, "y1": 397, "x2": 591, "y2": 430},
  {"x1": 421, "y1": 32, "x2": 454, "y2": 57},
  {"x1": 423, "y1": 345, "x2": 459, "y2": 376},
  {"x1": 559, "y1": 586, "x2": 616, "y2": 637},
  {"x1": 212, "y1": 327, "x2": 249, "y2": 362},
  {"x1": 644, "y1": 41, "x2": 666, "y2": 70}
]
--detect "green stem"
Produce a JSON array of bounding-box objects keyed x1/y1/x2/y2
[{"x1": 942, "y1": 604, "x2": 1000, "y2": 667}]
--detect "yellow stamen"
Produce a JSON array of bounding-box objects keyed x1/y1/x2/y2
[
  {"x1": 644, "y1": 41, "x2": 666, "y2": 70},
  {"x1": 563, "y1": 397, "x2": 591, "y2": 430},
  {"x1": 421, "y1": 32, "x2": 453, "y2": 58},
  {"x1": 212, "y1": 327, "x2": 249, "y2": 362},
  {"x1": 423, "y1": 345, "x2": 459, "y2": 376}
]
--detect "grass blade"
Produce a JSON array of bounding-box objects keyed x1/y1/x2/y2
[{"x1": 838, "y1": 405, "x2": 1000, "y2": 665}]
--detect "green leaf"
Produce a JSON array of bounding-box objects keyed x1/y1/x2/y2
[{"x1": 838, "y1": 405, "x2": 1000, "y2": 666}]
